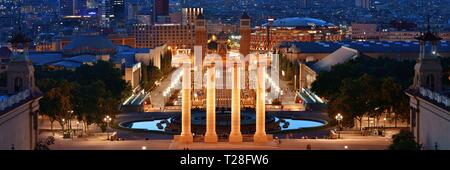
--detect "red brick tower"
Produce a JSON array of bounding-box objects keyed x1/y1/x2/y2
[
  {"x1": 239, "y1": 12, "x2": 251, "y2": 57},
  {"x1": 195, "y1": 13, "x2": 207, "y2": 59}
]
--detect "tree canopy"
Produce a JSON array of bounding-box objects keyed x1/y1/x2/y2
[
  {"x1": 311, "y1": 57, "x2": 415, "y2": 128},
  {"x1": 36, "y1": 61, "x2": 131, "y2": 133},
  {"x1": 389, "y1": 130, "x2": 421, "y2": 150}
]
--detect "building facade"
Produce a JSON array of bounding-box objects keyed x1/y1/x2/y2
[
  {"x1": 251, "y1": 17, "x2": 343, "y2": 51},
  {"x1": 0, "y1": 53, "x2": 42, "y2": 150},
  {"x1": 406, "y1": 29, "x2": 450, "y2": 150},
  {"x1": 350, "y1": 23, "x2": 379, "y2": 40},
  {"x1": 132, "y1": 23, "x2": 194, "y2": 49}
]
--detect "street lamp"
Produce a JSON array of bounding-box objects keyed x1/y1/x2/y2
[
  {"x1": 267, "y1": 17, "x2": 274, "y2": 53},
  {"x1": 68, "y1": 110, "x2": 74, "y2": 137},
  {"x1": 62, "y1": 118, "x2": 65, "y2": 134},
  {"x1": 294, "y1": 75, "x2": 297, "y2": 91},
  {"x1": 103, "y1": 115, "x2": 112, "y2": 140},
  {"x1": 335, "y1": 113, "x2": 343, "y2": 139},
  {"x1": 76, "y1": 121, "x2": 80, "y2": 137},
  {"x1": 279, "y1": 90, "x2": 283, "y2": 101}
]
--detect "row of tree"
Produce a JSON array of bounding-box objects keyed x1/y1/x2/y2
[
  {"x1": 311, "y1": 56, "x2": 415, "y2": 129},
  {"x1": 36, "y1": 61, "x2": 131, "y2": 134},
  {"x1": 141, "y1": 50, "x2": 173, "y2": 91},
  {"x1": 278, "y1": 52, "x2": 299, "y2": 88}
]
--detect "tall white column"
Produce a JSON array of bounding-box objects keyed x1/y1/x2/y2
[
  {"x1": 179, "y1": 64, "x2": 193, "y2": 143},
  {"x1": 204, "y1": 66, "x2": 218, "y2": 143},
  {"x1": 229, "y1": 62, "x2": 243, "y2": 143},
  {"x1": 254, "y1": 60, "x2": 268, "y2": 143}
]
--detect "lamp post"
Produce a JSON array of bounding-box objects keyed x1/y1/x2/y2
[
  {"x1": 335, "y1": 113, "x2": 343, "y2": 139},
  {"x1": 62, "y1": 118, "x2": 65, "y2": 134},
  {"x1": 280, "y1": 90, "x2": 283, "y2": 102},
  {"x1": 103, "y1": 115, "x2": 112, "y2": 140},
  {"x1": 68, "y1": 110, "x2": 74, "y2": 138},
  {"x1": 76, "y1": 121, "x2": 80, "y2": 137},
  {"x1": 294, "y1": 75, "x2": 297, "y2": 91},
  {"x1": 267, "y1": 17, "x2": 274, "y2": 54}
]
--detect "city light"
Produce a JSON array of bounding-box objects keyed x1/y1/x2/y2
[
  {"x1": 163, "y1": 69, "x2": 184, "y2": 97},
  {"x1": 2, "y1": 0, "x2": 448, "y2": 155}
]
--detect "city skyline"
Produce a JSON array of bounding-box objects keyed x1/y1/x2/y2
[{"x1": 0, "y1": 0, "x2": 449, "y2": 163}]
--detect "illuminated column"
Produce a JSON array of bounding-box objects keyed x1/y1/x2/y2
[
  {"x1": 180, "y1": 64, "x2": 193, "y2": 143},
  {"x1": 229, "y1": 62, "x2": 243, "y2": 143},
  {"x1": 254, "y1": 58, "x2": 268, "y2": 143},
  {"x1": 204, "y1": 65, "x2": 218, "y2": 143}
]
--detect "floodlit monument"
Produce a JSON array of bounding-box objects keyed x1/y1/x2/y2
[
  {"x1": 173, "y1": 56, "x2": 194, "y2": 143},
  {"x1": 229, "y1": 61, "x2": 243, "y2": 143},
  {"x1": 173, "y1": 12, "x2": 273, "y2": 144},
  {"x1": 254, "y1": 56, "x2": 269, "y2": 143},
  {"x1": 204, "y1": 63, "x2": 218, "y2": 143},
  {"x1": 173, "y1": 53, "x2": 273, "y2": 144}
]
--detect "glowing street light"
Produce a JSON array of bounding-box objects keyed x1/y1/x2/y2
[
  {"x1": 68, "y1": 110, "x2": 74, "y2": 137},
  {"x1": 335, "y1": 113, "x2": 343, "y2": 139},
  {"x1": 62, "y1": 118, "x2": 65, "y2": 133},
  {"x1": 76, "y1": 121, "x2": 80, "y2": 137},
  {"x1": 103, "y1": 115, "x2": 112, "y2": 140}
]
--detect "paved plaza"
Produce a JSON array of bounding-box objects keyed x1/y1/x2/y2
[{"x1": 44, "y1": 132, "x2": 391, "y2": 150}]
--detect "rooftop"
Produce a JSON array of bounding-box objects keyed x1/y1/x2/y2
[
  {"x1": 63, "y1": 35, "x2": 116, "y2": 56},
  {"x1": 282, "y1": 40, "x2": 450, "y2": 54},
  {"x1": 312, "y1": 46, "x2": 359, "y2": 72},
  {"x1": 265, "y1": 17, "x2": 334, "y2": 28}
]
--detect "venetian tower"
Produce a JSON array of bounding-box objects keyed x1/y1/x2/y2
[
  {"x1": 239, "y1": 12, "x2": 251, "y2": 57},
  {"x1": 195, "y1": 13, "x2": 207, "y2": 59},
  {"x1": 412, "y1": 21, "x2": 443, "y2": 92}
]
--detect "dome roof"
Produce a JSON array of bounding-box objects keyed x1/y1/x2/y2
[
  {"x1": 266, "y1": 17, "x2": 334, "y2": 27},
  {"x1": 63, "y1": 35, "x2": 116, "y2": 57}
]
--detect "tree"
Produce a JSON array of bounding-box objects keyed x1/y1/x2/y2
[
  {"x1": 278, "y1": 52, "x2": 299, "y2": 88},
  {"x1": 36, "y1": 61, "x2": 132, "y2": 135},
  {"x1": 389, "y1": 130, "x2": 421, "y2": 150},
  {"x1": 311, "y1": 57, "x2": 415, "y2": 129},
  {"x1": 73, "y1": 61, "x2": 131, "y2": 127},
  {"x1": 44, "y1": 80, "x2": 74, "y2": 133},
  {"x1": 380, "y1": 77, "x2": 408, "y2": 127},
  {"x1": 36, "y1": 67, "x2": 76, "y2": 135},
  {"x1": 359, "y1": 74, "x2": 383, "y2": 127},
  {"x1": 160, "y1": 50, "x2": 173, "y2": 75},
  {"x1": 141, "y1": 65, "x2": 163, "y2": 91},
  {"x1": 39, "y1": 88, "x2": 59, "y2": 135},
  {"x1": 332, "y1": 78, "x2": 367, "y2": 130},
  {"x1": 72, "y1": 81, "x2": 106, "y2": 134}
]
